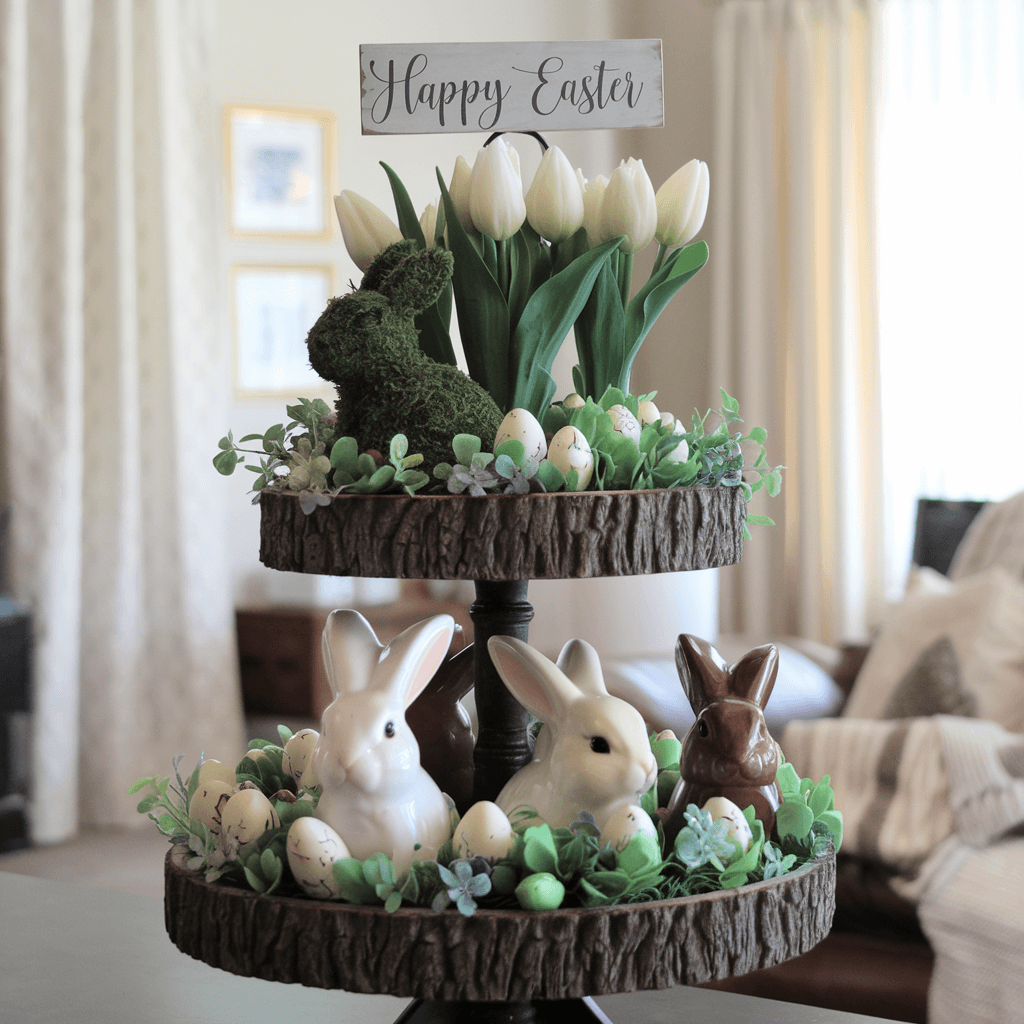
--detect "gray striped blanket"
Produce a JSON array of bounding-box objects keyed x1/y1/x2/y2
[{"x1": 782, "y1": 716, "x2": 1024, "y2": 1023}]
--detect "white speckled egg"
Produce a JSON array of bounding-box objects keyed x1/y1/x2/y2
[
  {"x1": 454, "y1": 801, "x2": 516, "y2": 860},
  {"x1": 563, "y1": 393, "x2": 586, "y2": 411},
  {"x1": 600, "y1": 804, "x2": 657, "y2": 853},
  {"x1": 188, "y1": 779, "x2": 234, "y2": 836},
  {"x1": 661, "y1": 411, "x2": 684, "y2": 435},
  {"x1": 607, "y1": 404, "x2": 641, "y2": 444},
  {"x1": 283, "y1": 729, "x2": 320, "y2": 787},
  {"x1": 655, "y1": 729, "x2": 678, "y2": 743},
  {"x1": 547, "y1": 426, "x2": 593, "y2": 490},
  {"x1": 286, "y1": 816, "x2": 350, "y2": 899},
  {"x1": 637, "y1": 399, "x2": 661, "y2": 427},
  {"x1": 494, "y1": 408, "x2": 547, "y2": 474},
  {"x1": 702, "y1": 796, "x2": 753, "y2": 854},
  {"x1": 662, "y1": 437, "x2": 689, "y2": 465},
  {"x1": 197, "y1": 759, "x2": 236, "y2": 789},
  {"x1": 221, "y1": 789, "x2": 281, "y2": 856}
]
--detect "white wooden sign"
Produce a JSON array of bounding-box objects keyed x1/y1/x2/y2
[{"x1": 360, "y1": 40, "x2": 664, "y2": 135}]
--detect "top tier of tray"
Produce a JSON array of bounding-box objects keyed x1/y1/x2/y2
[{"x1": 259, "y1": 486, "x2": 744, "y2": 581}]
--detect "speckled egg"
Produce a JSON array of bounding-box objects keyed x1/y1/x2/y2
[
  {"x1": 286, "y1": 816, "x2": 350, "y2": 899},
  {"x1": 562, "y1": 393, "x2": 586, "y2": 411},
  {"x1": 702, "y1": 796, "x2": 753, "y2": 854},
  {"x1": 600, "y1": 803, "x2": 658, "y2": 853},
  {"x1": 494, "y1": 408, "x2": 547, "y2": 474},
  {"x1": 197, "y1": 759, "x2": 236, "y2": 789},
  {"x1": 607, "y1": 404, "x2": 641, "y2": 444},
  {"x1": 220, "y1": 788, "x2": 281, "y2": 856},
  {"x1": 547, "y1": 426, "x2": 594, "y2": 490},
  {"x1": 661, "y1": 411, "x2": 684, "y2": 435},
  {"x1": 454, "y1": 801, "x2": 516, "y2": 860},
  {"x1": 188, "y1": 779, "x2": 234, "y2": 836},
  {"x1": 637, "y1": 399, "x2": 661, "y2": 427},
  {"x1": 662, "y1": 437, "x2": 689, "y2": 465},
  {"x1": 283, "y1": 729, "x2": 320, "y2": 788}
]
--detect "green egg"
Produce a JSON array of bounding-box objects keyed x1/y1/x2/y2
[{"x1": 515, "y1": 872, "x2": 566, "y2": 911}]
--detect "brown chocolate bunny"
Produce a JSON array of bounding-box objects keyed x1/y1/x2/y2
[{"x1": 662, "y1": 635, "x2": 781, "y2": 847}]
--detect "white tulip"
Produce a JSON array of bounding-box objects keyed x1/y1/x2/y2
[
  {"x1": 469, "y1": 138, "x2": 527, "y2": 241},
  {"x1": 448, "y1": 155, "x2": 475, "y2": 230},
  {"x1": 582, "y1": 173, "x2": 608, "y2": 248},
  {"x1": 599, "y1": 158, "x2": 657, "y2": 254},
  {"x1": 334, "y1": 190, "x2": 404, "y2": 273},
  {"x1": 525, "y1": 145, "x2": 585, "y2": 243},
  {"x1": 419, "y1": 202, "x2": 438, "y2": 249},
  {"x1": 655, "y1": 159, "x2": 710, "y2": 248}
]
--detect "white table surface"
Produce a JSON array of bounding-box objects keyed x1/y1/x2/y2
[{"x1": 0, "y1": 869, "x2": 895, "y2": 1024}]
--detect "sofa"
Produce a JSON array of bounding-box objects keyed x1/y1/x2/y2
[{"x1": 701, "y1": 494, "x2": 1024, "y2": 1024}]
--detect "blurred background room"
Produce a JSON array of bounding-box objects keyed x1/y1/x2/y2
[{"x1": 2, "y1": 2, "x2": 1024, "y2": 1020}]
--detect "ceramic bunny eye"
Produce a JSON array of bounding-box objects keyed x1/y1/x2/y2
[
  {"x1": 662, "y1": 634, "x2": 782, "y2": 847},
  {"x1": 310, "y1": 610, "x2": 455, "y2": 876},
  {"x1": 488, "y1": 635, "x2": 658, "y2": 830}
]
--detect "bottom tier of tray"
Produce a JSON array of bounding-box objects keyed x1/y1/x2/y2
[{"x1": 164, "y1": 845, "x2": 836, "y2": 1003}]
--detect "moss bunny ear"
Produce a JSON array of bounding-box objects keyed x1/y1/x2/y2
[
  {"x1": 674, "y1": 634, "x2": 731, "y2": 714},
  {"x1": 322, "y1": 610, "x2": 384, "y2": 697},
  {"x1": 728, "y1": 644, "x2": 779, "y2": 709},
  {"x1": 374, "y1": 614, "x2": 455, "y2": 709},
  {"x1": 487, "y1": 636, "x2": 580, "y2": 724},
  {"x1": 376, "y1": 246, "x2": 454, "y2": 316},
  {"x1": 556, "y1": 639, "x2": 608, "y2": 697}
]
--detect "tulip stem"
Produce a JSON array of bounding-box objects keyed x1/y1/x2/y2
[
  {"x1": 651, "y1": 244, "x2": 669, "y2": 277},
  {"x1": 495, "y1": 238, "x2": 509, "y2": 297},
  {"x1": 618, "y1": 252, "x2": 633, "y2": 309}
]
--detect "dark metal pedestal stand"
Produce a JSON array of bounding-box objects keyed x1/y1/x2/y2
[{"x1": 395, "y1": 996, "x2": 613, "y2": 1024}]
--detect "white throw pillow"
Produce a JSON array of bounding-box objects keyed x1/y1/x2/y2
[{"x1": 843, "y1": 567, "x2": 1024, "y2": 730}]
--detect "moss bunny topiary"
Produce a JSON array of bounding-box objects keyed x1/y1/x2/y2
[{"x1": 306, "y1": 241, "x2": 503, "y2": 471}]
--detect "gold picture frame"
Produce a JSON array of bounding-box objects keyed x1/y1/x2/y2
[
  {"x1": 225, "y1": 105, "x2": 336, "y2": 241},
  {"x1": 232, "y1": 264, "x2": 337, "y2": 399}
]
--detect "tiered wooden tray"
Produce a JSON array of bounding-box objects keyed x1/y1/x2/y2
[{"x1": 165, "y1": 487, "x2": 836, "y2": 1023}]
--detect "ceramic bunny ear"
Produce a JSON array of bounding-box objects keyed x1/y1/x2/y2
[
  {"x1": 488, "y1": 636, "x2": 580, "y2": 724},
  {"x1": 729, "y1": 643, "x2": 779, "y2": 709},
  {"x1": 322, "y1": 610, "x2": 385, "y2": 697},
  {"x1": 674, "y1": 634, "x2": 731, "y2": 713},
  {"x1": 556, "y1": 639, "x2": 609, "y2": 697},
  {"x1": 373, "y1": 614, "x2": 455, "y2": 709}
]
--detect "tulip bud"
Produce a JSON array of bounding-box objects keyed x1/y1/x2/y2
[
  {"x1": 525, "y1": 145, "x2": 585, "y2": 243},
  {"x1": 419, "y1": 202, "x2": 438, "y2": 249},
  {"x1": 448, "y1": 155, "x2": 475, "y2": 230},
  {"x1": 469, "y1": 138, "x2": 527, "y2": 241},
  {"x1": 582, "y1": 173, "x2": 608, "y2": 248},
  {"x1": 655, "y1": 158, "x2": 710, "y2": 248},
  {"x1": 599, "y1": 158, "x2": 657, "y2": 254},
  {"x1": 334, "y1": 191, "x2": 404, "y2": 273}
]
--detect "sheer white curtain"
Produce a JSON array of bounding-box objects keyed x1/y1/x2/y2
[
  {"x1": 1, "y1": 0, "x2": 245, "y2": 842},
  {"x1": 713, "y1": 0, "x2": 885, "y2": 645},
  {"x1": 877, "y1": 0, "x2": 1024, "y2": 598}
]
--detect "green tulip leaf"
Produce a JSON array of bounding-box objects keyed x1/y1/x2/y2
[
  {"x1": 509, "y1": 235, "x2": 624, "y2": 417},
  {"x1": 380, "y1": 161, "x2": 426, "y2": 249},
  {"x1": 622, "y1": 240, "x2": 709, "y2": 386},
  {"x1": 436, "y1": 169, "x2": 511, "y2": 407},
  {"x1": 574, "y1": 262, "x2": 626, "y2": 401},
  {"x1": 414, "y1": 302, "x2": 458, "y2": 366}
]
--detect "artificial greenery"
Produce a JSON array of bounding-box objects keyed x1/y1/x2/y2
[{"x1": 134, "y1": 725, "x2": 839, "y2": 916}]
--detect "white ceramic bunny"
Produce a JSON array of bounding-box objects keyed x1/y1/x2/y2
[
  {"x1": 311, "y1": 609, "x2": 454, "y2": 875},
  {"x1": 488, "y1": 635, "x2": 658, "y2": 830}
]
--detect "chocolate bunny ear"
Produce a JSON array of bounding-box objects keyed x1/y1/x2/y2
[
  {"x1": 728, "y1": 644, "x2": 780, "y2": 709},
  {"x1": 674, "y1": 634, "x2": 731, "y2": 714}
]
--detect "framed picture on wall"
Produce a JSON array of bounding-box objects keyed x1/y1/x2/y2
[
  {"x1": 226, "y1": 105, "x2": 336, "y2": 239},
  {"x1": 232, "y1": 265, "x2": 335, "y2": 398}
]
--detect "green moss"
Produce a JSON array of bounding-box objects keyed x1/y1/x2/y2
[{"x1": 306, "y1": 242, "x2": 501, "y2": 468}]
